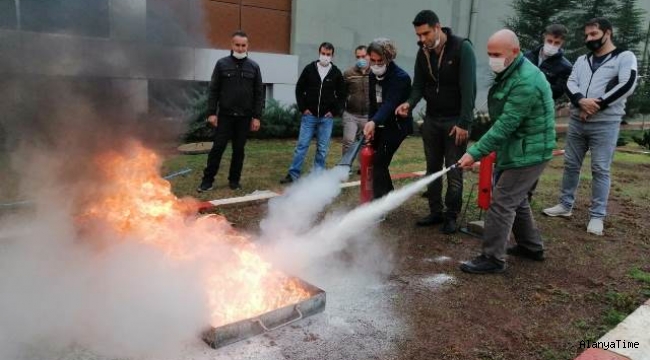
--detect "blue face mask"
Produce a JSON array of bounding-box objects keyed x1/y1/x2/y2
[{"x1": 356, "y1": 58, "x2": 368, "y2": 68}]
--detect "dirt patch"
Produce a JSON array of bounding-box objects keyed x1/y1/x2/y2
[
  {"x1": 54, "y1": 155, "x2": 650, "y2": 360},
  {"x1": 210, "y1": 157, "x2": 650, "y2": 360}
]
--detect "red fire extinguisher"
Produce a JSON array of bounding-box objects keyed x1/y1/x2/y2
[
  {"x1": 360, "y1": 141, "x2": 375, "y2": 204},
  {"x1": 477, "y1": 152, "x2": 497, "y2": 210}
]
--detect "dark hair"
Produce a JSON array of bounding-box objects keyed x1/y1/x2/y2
[
  {"x1": 355, "y1": 45, "x2": 367, "y2": 52},
  {"x1": 412, "y1": 10, "x2": 439, "y2": 27},
  {"x1": 585, "y1": 17, "x2": 613, "y2": 36},
  {"x1": 319, "y1": 42, "x2": 335, "y2": 54},
  {"x1": 544, "y1": 24, "x2": 568, "y2": 39},
  {"x1": 232, "y1": 30, "x2": 248, "y2": 38}
]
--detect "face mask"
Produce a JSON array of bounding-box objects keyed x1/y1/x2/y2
[
  {"x1": 232, "y1": 51, "x2": 247, "y2": 60},
  {"x1": 585, "y1": 36, "x2": 605, "y2": 52},
  {"x1": 433, "y1": 30, "x2": 441, "y2": 49},
  {"x1": 543, "y1": 43, "x2": 560, "y2": 56},
  {"x1": 371, "y1": 64, "x2": 387, "y2": 76},
  {"x1": 489, "y1": 57, "x2": 507, "y2": 73},
  {"x1": 356, "y1": 58, "x2": 368, "y2": 68},
  {"x1": 319, "y1": 55, "x2": 332, "y2": 66},
  {"x1": 420, "y1": 32, "x2": 441, "y2": 50}
]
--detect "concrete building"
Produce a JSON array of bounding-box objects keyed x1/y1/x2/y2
[{"x1": 1, "y1": 0, "x2": 648, "y2": 116}]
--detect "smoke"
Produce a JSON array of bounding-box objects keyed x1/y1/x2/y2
[
  {"x1": 0, "y1": 194, "x2": 211, "y2": 360},
  {"x1": 260, "y1": 167, "x2": 350, "y2": 238},
  {"x1": 0, "y1": 15, "x2": 200, "y2": 360},
  {"x1": 260, "y1": 166, "x2": 452, "y2": 279}
]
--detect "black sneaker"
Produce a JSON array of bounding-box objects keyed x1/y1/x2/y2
[
  {"x1": 421, "y1": 190, "x2": 430, "y2": 198},
  {"x1": 196, "y1": 182, "x2": 213, "y2": 193},
  {"x1": 279, "y1": 174, "x2": 294, "y2": 184},
  {"x1": 506, "y1": 245, "x2": 545, "y2": 261},
  {"x1": 460, "y1": 255, "x2": 506, "y2": 274},
  {"x1": 229, "y1": 182, "x2": 241, "y2": 190},
  {"x1": 416, "y1": 213, "x2": 444, "y2": 227},
  {"x1": 440, "y1": 217, "x2": 457, "y2": 234}
]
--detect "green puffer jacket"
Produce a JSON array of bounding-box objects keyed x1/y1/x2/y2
[{"x1": 468, "y1": 54, "x2": 556, "y2": 170}]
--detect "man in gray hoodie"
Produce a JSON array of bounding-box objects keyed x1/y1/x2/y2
[{"x1": 543, "y1": 18, "x2": 638, "y2": 236}]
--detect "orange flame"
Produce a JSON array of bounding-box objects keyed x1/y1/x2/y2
[{"x1": 77, "y1": 141, "x2": 310, "y2": 327}]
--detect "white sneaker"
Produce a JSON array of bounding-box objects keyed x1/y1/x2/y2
[
  {"x1": 542, "y1": 204, "x2": 572, "y2": 217},
  {"x1": 587, "y1": 218, "x2": 604, "y2": 236}
]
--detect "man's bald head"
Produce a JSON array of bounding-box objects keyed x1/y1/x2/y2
[
  {"x1": 487, "y1": 29, "x2": 521, "y2": 72},
  {"x1": 489, "y1": 29, "x2": 520, "y2": 49}
]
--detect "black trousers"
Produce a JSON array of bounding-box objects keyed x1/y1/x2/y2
[
  {"x1": 372, "y1": 124, "x2": 408, "y2": 199},
  {"x1": 202, "y1": 115, "x2": 251, "y2": 185},
  {"x1": 421, "y1": 118, "x2": 466, "y2": 218}
]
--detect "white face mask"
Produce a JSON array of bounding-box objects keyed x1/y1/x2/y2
[
  {"x1": 232, "y1": 51, "x2": 247, "y2": 60},
  {"x1": 489, "y1": 57, "x2": 507, "y2": 73},
  {"x1": 318, "y1": 55, "x2": 332, "y2": 66},
  {"x1": 543, "y1": 43, "x2": 560, "y2": 56},
  {"x1": 433, "y1": 30, "x2": 441, "y2": 49},
  {"x1": 371, "y1": 64, "x2": 387, "y2": 76}
]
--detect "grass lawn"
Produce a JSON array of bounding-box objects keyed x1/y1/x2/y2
[
  {"x1": 162, "y1": 132, "x2": 650, "y2": 359},
  {"x1": 1, "y1": 131, "x2": 649, "y2": 359}
]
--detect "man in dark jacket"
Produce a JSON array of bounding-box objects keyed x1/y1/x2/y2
[
  {"x1": 523, "y1": 24, "x2": 573, "y2": 100},
  {"x1": 363, "y1": 38, "x2": 413, "y2": 199},
  {"x1": 280, "y1": 42, "x2": 346, "y2": 183},
  {"x1": 197, "y1": 31, "x2": 263, "y2": 192},
  {"x1": 458, "y1": 30, "x2": 555, "y2": 274},
  {"x1": 396, "y1": 10, "x2": 476, "y2": 234}
]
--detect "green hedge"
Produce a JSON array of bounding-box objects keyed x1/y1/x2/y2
[{"x1": 183, "y1": 95, "x2": 343, "y2": 141}]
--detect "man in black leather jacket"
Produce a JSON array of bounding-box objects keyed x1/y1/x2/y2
[{"x1": 198, "y1": 31, "x2": 263, "y2": 192}]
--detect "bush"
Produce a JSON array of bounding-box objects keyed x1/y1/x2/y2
[
  {"x1": 632, "y1": 130, "x2": 650, "y2": 150},
  {"x1": 182, "y1": 90, "x2": 211, "y2": 143},
  {"x1": 470, "y1": 111, "x2": 492, "y2": 142},
  {"x1": 251, "y1": 99, "x2": 302, "y2": 139},
  {"x1": 626, "y1": 74, "x2": 650, "y2": 118},
  {"x1": 182, "y1": 91, "x2": 344, "y2": 141}
]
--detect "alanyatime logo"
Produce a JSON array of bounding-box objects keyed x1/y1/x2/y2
[{"x1": 579, "y1": 340, "x2": 640, "y2": 350}]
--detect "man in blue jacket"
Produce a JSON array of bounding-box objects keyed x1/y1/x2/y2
[{"x1": 543, "y1": 18, "x2": 638, "y2": 236}]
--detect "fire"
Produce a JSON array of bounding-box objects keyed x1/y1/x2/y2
[{"x1": 77, "y1": 141, "x2": 311, "y2": 327}]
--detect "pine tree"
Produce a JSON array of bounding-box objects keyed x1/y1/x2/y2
[
  {"x1": 504, "y1": 0, "x2": 576, "y2": 52},
  {"x1": 563, "y1": 0, "x2": 619, "y2": 61},
  {"x1": 613, "y1": 0, "x2": 647, "y2": 52}
]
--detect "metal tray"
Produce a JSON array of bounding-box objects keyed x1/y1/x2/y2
[{"x1": 202, "y1": 278, "x2": 326, "y2": 349}]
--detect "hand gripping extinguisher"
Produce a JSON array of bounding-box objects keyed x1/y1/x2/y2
[
  {"x1": 359, "y1": 140, "x2": 375, "y2": 203},
  {"x1": 477, "y1": 152, "x2": 496, "y2": 210}
]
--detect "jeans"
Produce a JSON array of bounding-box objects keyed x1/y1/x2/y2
[
  {"x1": 483, "y1": 162, "x2": 548, "y2": 262},
  {"x1": 421, "y1": 117, "x2": 466, "y2": 218},
  {"x1": 288, "y1": 114, "x2": 334, "y2": 180},
  {"x1": 202, "y1": 115, "x2": 250, "y2": 185},
  {"x1": 559, "y1": 120, "x2": 620, "y2": 219}
]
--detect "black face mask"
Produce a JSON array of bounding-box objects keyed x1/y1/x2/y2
[{"x1": 585, "y1": 36, "x2": 605, "y2": 52}]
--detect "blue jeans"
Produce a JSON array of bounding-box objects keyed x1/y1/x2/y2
[
  {"x1": 559, "y1": 119, "x2": 620, "y2": 219},
  {"x1": 288, "y1": 114, "x2": 334, "y2": 179}
]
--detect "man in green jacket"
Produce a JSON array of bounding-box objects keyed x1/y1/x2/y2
[{"x1": 457, "y1": 29, "x2": 556, "y2": 274}]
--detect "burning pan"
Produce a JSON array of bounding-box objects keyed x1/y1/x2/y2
[{"x1": 202, "y1": 278, "x2": 326, "y2": 349}]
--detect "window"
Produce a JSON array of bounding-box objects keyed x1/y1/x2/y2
[{"x1": 20, "y1": 0, "x2": 110, "y2": 37}]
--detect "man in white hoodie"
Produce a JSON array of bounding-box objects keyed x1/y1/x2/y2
[{"x1": 543, "y1": 18, "x2": 638, "y2": 236}]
